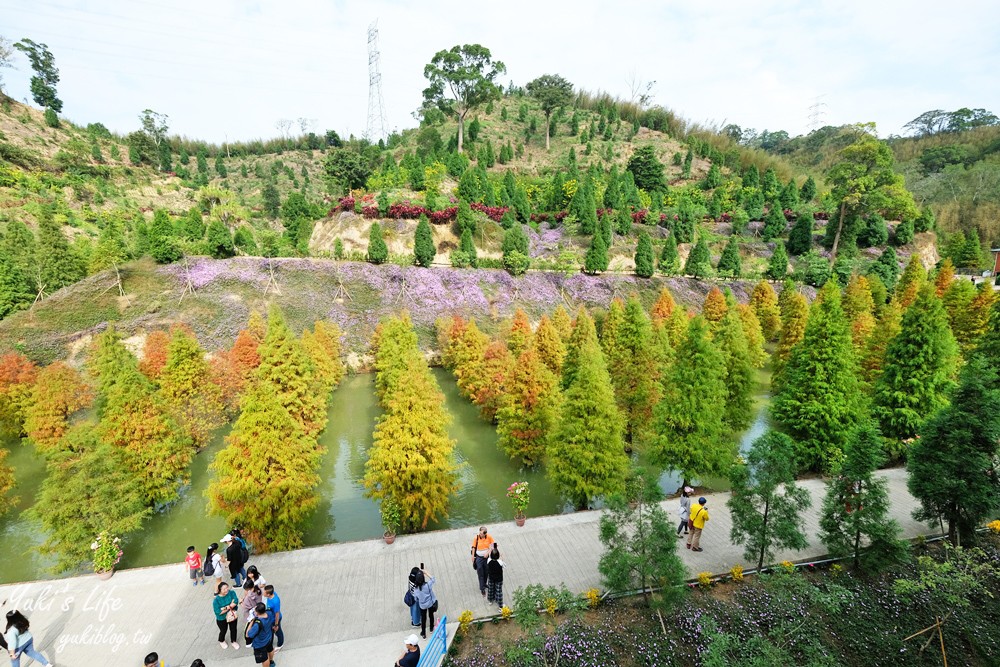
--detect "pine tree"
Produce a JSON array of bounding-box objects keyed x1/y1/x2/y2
[
  {"x1": 255, "y1": 307, "x2": 328, "y2": 436},
  {"x1": 634, "y1": 230, "x2": 655, "y2": 278},
  {"x1": 600, "y1": 213, "x2": 613, "y2": 250},
  {"x1": 762, "y1": 205, "x2": 786, "y2": 240},
  {"x1": 787, "y1": 211, "x2": 813, "y2": 256},
  {"x1": 158, "y1": 327, "x2": 225, "y2": 448},
  {"x1": 772, "y1": 283, "x2": 864, "y2": 471},
  {"x1": 727, "y1": 431, "x2": 811, "y2": 571},
  {"x1": 262, "y1": 182, "x2": 281, "y2": 219},
  {"x1": 658, "y1": 234, "x2": 680, "y2": 275},
  {"x1": 214, "y1": 154, "x2": 227, "y2": 178},
  {"x1": 90, "y1": 329, "x2": 194, "y2": 506},
  {"x1": 683, "y1": 234, "x2": 711, "y2": 278},
  {"x1": 800, "y1": 175, "x2": 817, "y2": 202},
  {"x1": 819, "y1": 421, "x2": 908, "y2": 571},
  {"x1": 208, "y1": 384, "x2": 322, "y2": 550},
  {"x1": 716, "y1": 309, "x2": 755, "y2": 430},
  {"x1": 703, "y1": 163, "x2": 722, "y2": 189},
  {"x1": 367, "y1": 222, "x2": 388, "y2": 264},
  {"x1": 24, "y1": 362, "x2": 93, "y2": 455},
  {"x1": 36, "y1": 206, "x2": 85, "y2": 291},
  {"x1": 547, "y1": 337, "x2": 628, "y2": 509},
  {"x1": 602, "y1": 298, "x2": 659, "y2": 449},
  {"x1": 779, "y1": 178, "x2": 800, "y2": 210},
  {"x1": 149, "y1": 209, "x2": 182, "y2": 264},
  {"x1": 652, "y1": 316, "x2": 730, "y2": 478},
  {"x1": 365, "y1": 353, "x2": 460, "y2": 530},
  {"x1": 750, "y1": 281, "x2": 781, "y2": 341},
  {"x1": 765, "y1": 241, "x2": 789, "y2": 280},
  {"x1": 908, "y1": 356, "x2": 1000, "y2": 545},
  {"x1": 873, "y1": 285, "x2": 958, "y2": 440},
  {"x1": 583, "y1": 232, "x2": 608, "y2": 274},
  {"x1": 533, "y1": 314, "x2": 566, "y2": 375},
  {"x1": 716, "y1": 237, "x2": 742, "y2": 278},
  {"x1": 413, "y1": 214, "x2": 435, "y2": 267},
  {"x1": 496, "y1": 347, "x2": 562, "y2": 466},
  {"x1": 205, "y1": 219, "x2": 235, "y2": 259}
]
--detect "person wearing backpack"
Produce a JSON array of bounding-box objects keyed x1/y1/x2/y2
[
  {"x1": 204, "y1": 542, "x2": 223, "y2": 588},
  {"x1": 405, "y1": 566, "x2": 421, "y2": 627},
  {"x1": 245, "y1": 602, "x2": 275, "y2": 667},
  {"x1": 212, "y1": 581, "x2": 240, "y2": 651}
]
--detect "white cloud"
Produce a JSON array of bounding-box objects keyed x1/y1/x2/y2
[{"x1": 1, "y1": 0, "x2": 997, "y2": 142}]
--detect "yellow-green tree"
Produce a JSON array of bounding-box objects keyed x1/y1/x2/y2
[
  {"x1": 159, "y1": 328, "x2": 225, "y2": 448},
  {"x1": 506, "y1": 308, "x2": 533, "y2": 358},
  {"x1": 302, "y1": 320, "x2": 345, "y2": 393},
  {"x1": 860, "y1": 301, "x2": 902, "y2": 384},
  {"x1": 496, "y1": 347, "x2": 562, "y2": 466},
  {"x1": 550, "y1": 305, "x2": 573, "y2": 342},
  {"x1": 601, "y1": 297, "x2": 660, "y2": 449},
  {"x1": 208, "y1": 385, "x2": 323, "y2": 550},
  {"x1": 774, "y1": 286, "x2": 809, "y2": 383},
  {"x1": 24, "y1": 361, "x2": 93, "y2": 456},
  {"x1": 716, "y1": 309, "x2": 755, "y2": 430},
  {"x1": 257, "y1": 308, "x2": 328, "y2": 436},
  {"x1": 749, "y1": 280, "x2": 782, "y2": 342},
  {"x1": 547, "y1": 337, "x2": 628, "y2": 509},
  {"x1": 561, "y1": 308, "x2": 599, "y2": 390},
  {"x1": 737, "y1": 304, "x2": 768, "y2": 368},
  {"x1": 533, "y1": 314, "x2": 566, "y2": 375},
  {"x1": 702, "y1": 287, "x2": 728, "y2": 327}
]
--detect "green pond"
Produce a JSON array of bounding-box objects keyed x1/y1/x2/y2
[{"x1": 0, "y1": 367, "x2": 769, "y2": 584}]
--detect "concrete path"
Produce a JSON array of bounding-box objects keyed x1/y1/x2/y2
[{"x1": 0, "y1": 467, "x2": 936, "y2": 667}]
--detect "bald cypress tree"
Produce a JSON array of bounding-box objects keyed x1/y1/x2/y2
[
  {"x1": 533, "y1": 315, "x2": 566, "y2": 376},
  {"x1": 873, "y1": 285, "x2": 959, "y2": 441},
  {"x1": 547, "y1": 337, "x2": 628, "y2": 509},
  {"x1": 716, "y1": 309, "x2": 755, "y2": 430},
  {"x1": 561, "y1": 308, "x2": 598, "y2": 391},
  {"x1": 772, "y1": 283, "x2": 865, "y2": 471},
  {"x1": 496, "y1": 347, "x2": 562, "y2": 466},
  {"x1": 652, "y1": 316, "x2": 730, "y2": 478},
  {"x1": 158, "y1": 327, "x2": 225, "y2": 448},
  {"x1": 601, "y1": 298, "x2": 659, "y2": 449},
  {"x1": 750, "y1": 280, "x2": 782, "y2": 342}
]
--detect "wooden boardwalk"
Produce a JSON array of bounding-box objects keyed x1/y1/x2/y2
[{"x1": 0, "y1": 467, "x2": 937, "y2": 667}]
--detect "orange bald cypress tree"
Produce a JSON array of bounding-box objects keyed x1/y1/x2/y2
[
  {"x1": 138, "y1": 329, "x2": 171, "y2": 380},
  {"x1": 0, "y1": 352, "x2": 38, "y2": 435},
  {"x1": 159, "y1": 328, "x2": 225, "y2": 448},
  {"x1": 24, "y1": 362, "x2": 93, "y2": 455}
]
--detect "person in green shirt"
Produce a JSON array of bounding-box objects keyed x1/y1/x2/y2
[{"x1": 212, "y1": 581, "x2": 240, "y2": 650}]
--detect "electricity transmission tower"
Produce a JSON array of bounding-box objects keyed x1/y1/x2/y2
[
  {"x1": 807, "y1": 95, "x2": 827, "y2": 132},
  {"x1": 366, "y1": 21, "x2": 388, "y2": 144}
]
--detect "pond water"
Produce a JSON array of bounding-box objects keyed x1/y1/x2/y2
[{"x1": 0, "y1": 366, "x2": 770, "y2": 584}]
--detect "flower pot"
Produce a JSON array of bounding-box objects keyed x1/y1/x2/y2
[
  {"x1": 383, "y1": 531, "x2": 396, "y2": 545},
  {"x1": 514, "y1": 514, "x2": 526, "y2": 527},
  {"x1": 96, "y1": 568, "x2": 115, "y2": 580}
]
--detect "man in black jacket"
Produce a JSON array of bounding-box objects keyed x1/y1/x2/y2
[{"x1": 222, "y1": 534, "x2": 245, "y2": 587}]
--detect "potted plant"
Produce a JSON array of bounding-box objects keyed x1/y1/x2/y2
[
  {"x1": 91, "y1": 531, "x2": 122, "y2": 579},
  {"x1": 506, "y1": 481, "x2": 530, "y2": 527},
  {"x1": 381, "y1": 497, "x2": 401, "y2": 544}
]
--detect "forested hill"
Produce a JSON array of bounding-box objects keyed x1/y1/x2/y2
[{"x1": 0, "y1": 71, "x2": 946, "y2": 355}]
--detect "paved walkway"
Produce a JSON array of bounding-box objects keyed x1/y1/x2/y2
[{"x1": 0, "y1": 467, "x2": 936, "y2": 667}]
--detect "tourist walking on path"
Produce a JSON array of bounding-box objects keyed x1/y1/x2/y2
[
  {"x1": 4, "y1": 610, "x2": 53, "y2": 667},
  {"x1": 485, "y1": 546, "x2": 505, "y2": 611},
  {"x1": 240, "y1": 582, "x2": 263, "y2": 623},
  {"x1": 263, "y1": 584, "x2": 284, "y2": 652},
  {"x1": 185, "y1": 545, "x2": 205, "y2": 586},
  {"x1": 394, "y1": 634, "x2": 421, "y2": 667},
  {"x1": 686, "y1": 497, "x2": 710, "y2": 552},
  {"x1": 212, "y1": 581, "x2": 240, "y2": 650},
  {"x1": 676, "y1": 487, "x2": 693, "y2": 537},
  {"x1": 204, "y1": 542, "x2": 224, "y2": 588},
  {"x1": 412, "y1": 567, "x2": 439, "y2": 640},
  {"x1": 470, "y1": 526, "x2": 495, "y2": 597},
  {"x1": 222, "y1": 534, "x2": 246, "y2": 588},
  {"x1": 246, "y1": 603, "x2": 275, "y2": 667},
  {"x1": 406, "y1": 566, "x2": 421, "y2": 627}
]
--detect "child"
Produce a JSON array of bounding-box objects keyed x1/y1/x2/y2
[
  {"x1": 186, "y1": 545, "x2": 205, "y2": 586},
  {"x1": 486, "y1": 546, "x2": 505, "y2": 611},
  {"x1": 205, "y1": 543, "x2": 224, "y2": 588}
]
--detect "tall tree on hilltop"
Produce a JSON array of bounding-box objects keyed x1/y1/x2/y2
[
  {"x1": 652, "y1": 316, "x2": 730, "y2": 478},
  {"x1": 728, "y1": 431, "x2": 811, "y2": 571},
  {"x1": 873, "y1": 285, "x2": 958, "y2": 441},
  {"x1": 13, "y1": 39, "x2": 62, "y2": 111},
  {"x1": 423, "y1": 44, "x2": 506, "y2": 154},
  {"x1": 819, "y1": 421, "x2": 909, "y2": 571},
  {"x1": 627, "y1": 145, "x2": 666, "y2": 193},
  {"x1": 526, "y1": 74, "x2": 574, "y2": 151},
  {"x1": 547, "y1": 337, "x2": 628, "y2": 509},
  {"x1": 908, "y1": 356, "x2": 1000, "y2": 546},
  {"x1": 750, "y1": 280, "x2": 782, "y2": 342},
  {"x1": 159, "y1": 328, "x2": 225, "y2": 448},
  {"x1": 256, "y1": 308, "x2": 328, "y2": 436},
  {"x1": 208, "y1": 384, "x2": 323, "y2": 550},
  {"x1": 496, "y1": 347, "x2": 562, "y2": 466},
  {"x1": 772, "y1": 283, "x2": 865, "y2": 471},
  {"x1": 365, "y1": 353, "x2": 460, "y2": 530}
]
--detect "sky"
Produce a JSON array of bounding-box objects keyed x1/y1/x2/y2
[{"x1": 1, "y1": 0, "x2": 998, "y2": 144}]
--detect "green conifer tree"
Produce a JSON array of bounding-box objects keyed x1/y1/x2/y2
[
  {"x1": 762, "y1": 205, "x2": 786, "y2": 240},
  {"x1": 149, "y1": 209, "x2": 181, "y2": 264},
  {"x1": 584, "y1": 232, "x2": 609, "y2": 275},
  {"x1": 602, "y1": 298, "x2": 659, "y2": 449},
  {"x1": 779, "y1": 178, "x2": 800, "y2": 210},
  {"x1": 716, "y1": 237, "x2": 742, "y2": 278},
  {"x1": 634, "y1": 230, "x2": 655, "y2": 278},
  {"x1": 787, "y1": 211, "x2": 813, "y2": 256},
  {"x1": 159, "y1": 327, "x2": 225, "y2": 448},
  {"x1": 413, "y1": 214, "x2": 435, "y2": 268},
  {"x1": 459, "y1": 228, "x2": 478, "y2": 268},
  {"x1": 205, "y1": 219, "x2": 235, "y2": 259},
  {"x1": 547, "y1": 337, "x2": 628, "y2": 509},
  {"x1": 658, "y1": 234, "x2": 680, "y2": 275},
  {"x1": 765, "y1": 241, "x2": 789, "y2": 280},
  {"x1": 716, "y1": 309, "x2": 755, "y2": 430},
  {"x1": 800, "y1": 175, "x2": 817, "y2": 202},
  {"x1": 819, "y1": 421, "x2": 909, "y2": 570},
  {"x1": 652, "y1": 316, "x2": 730, "y2": 478},
  {"x1": 36, "y1": 207, "x2": 85, "y2": 291},
  {"x1": 683, "y1": 234, "x2": 711, "y2": 278},
  {"x1": 367, "y1": 222, "x2": 388, "y2": 264},
  {"x1": 873, "y1": 285, "x2": 959, "y2": 441},
  {"x1": 750, "y1": 280, "x2": 782, "y2": 341},
  {"x1": 561, "y1": 308, "x2": 598, "y2": 390},
  {"x1": 772, "y1": 283, "x2": 864, "y2": 470}
]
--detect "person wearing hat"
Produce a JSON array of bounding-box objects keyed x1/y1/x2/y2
[
  {"x1": 222, "y1": 534, "x2": 246, "y2": 588},
  {"x1": 394, "y1": 634, "x2": 421, "y2": 667},
  {"x1": 676, "y1": 486, "x2": 694, "y2": 537},
  {"x1": 686, "y1": 497, "x2": 709, "y2": 552}
]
